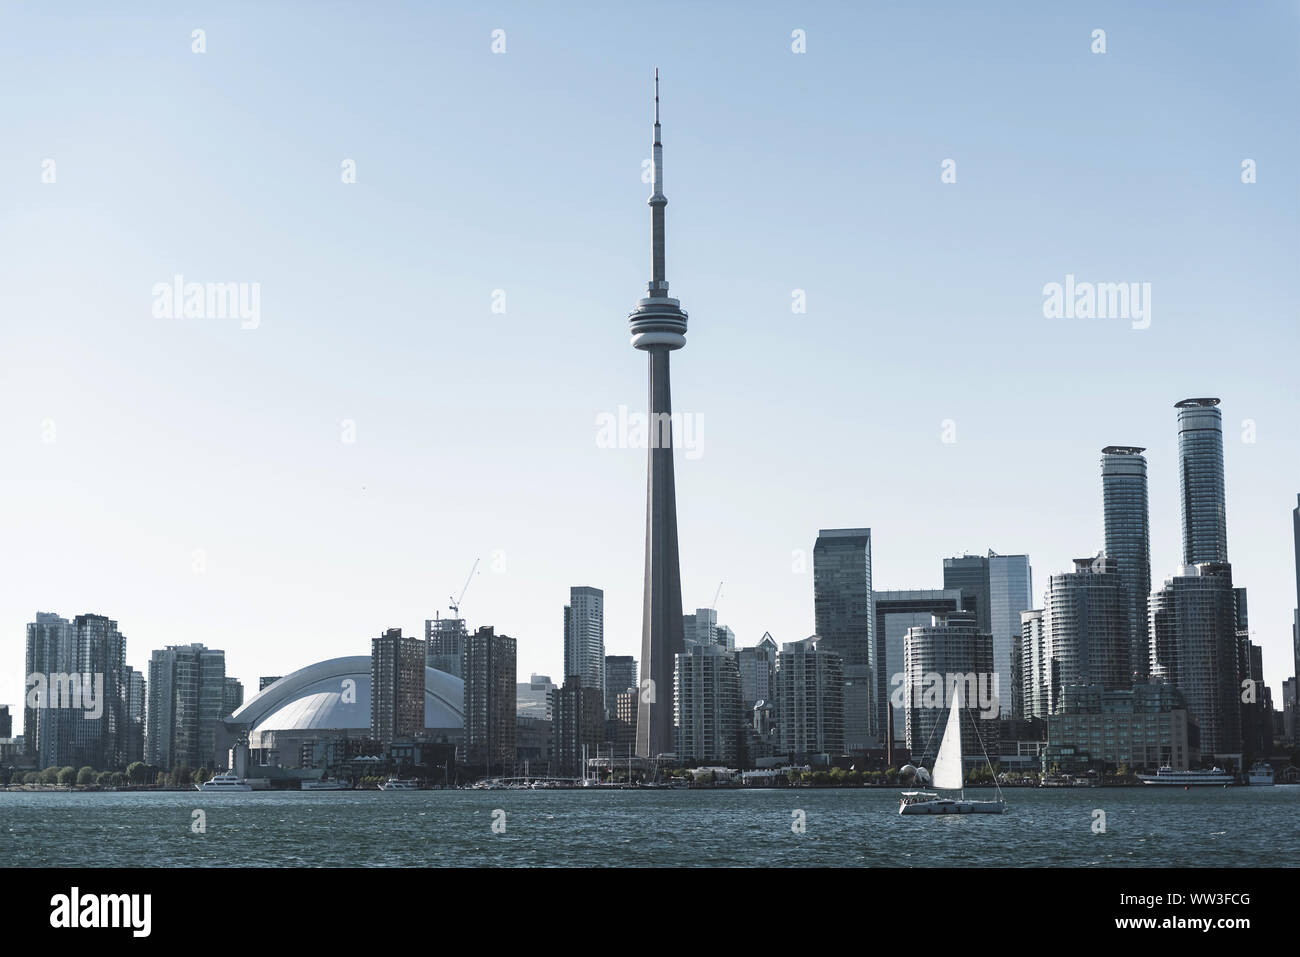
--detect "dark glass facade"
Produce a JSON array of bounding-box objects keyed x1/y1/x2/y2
[{"x1": 1102, "y1": 447, "x2": 1152, "y2": 680}]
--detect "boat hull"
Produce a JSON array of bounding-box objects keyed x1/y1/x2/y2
[{"x1": 899, "y1": 799, "x2": 1006, "y2": 815}]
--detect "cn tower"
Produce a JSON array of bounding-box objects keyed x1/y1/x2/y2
[{"x1": 631, "y1": 70, "x2": 688, "y2": 759}]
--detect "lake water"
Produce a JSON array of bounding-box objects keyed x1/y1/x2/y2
[{"x1": 2, "y1": 786, "x2": 1295, "y2": 867}]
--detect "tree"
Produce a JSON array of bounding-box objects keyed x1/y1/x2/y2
[
  {"x1": 39, "y1": 767, "x2": 59, "y2": 785},
  {"x1": 76, "y1": 766, "x2": 96, "y2": 787},
  {"x1": 24, "y1": 772, "x2": 38, "y2": 785},
  {"x1": 126, "y1": 761, "x2": 147, "y2": 785},
  {"x1": 57, "y1": 767, "x2": 77, "y2": 787},
  {"x1": 194, "y1": 767, "x2": 211, "y2": 785}
]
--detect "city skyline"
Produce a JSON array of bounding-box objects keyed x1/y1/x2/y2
[{"x1": 3, "y1": 2, "x2": 1298, "y2": 713}]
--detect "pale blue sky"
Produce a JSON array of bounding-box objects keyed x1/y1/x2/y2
[{"x1": 2, "y1": 1, "x2": 1297, "y2": 710}]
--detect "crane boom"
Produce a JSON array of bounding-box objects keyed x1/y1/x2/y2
[
  {"x1": 712, "y1": 580, "x2": 723, "y2": 609},
  {"x1": 449, "y1": 557, "x2": 480, "y2": 618}
]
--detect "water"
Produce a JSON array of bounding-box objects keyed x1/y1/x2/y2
[{"x1": 1, "y1": 786, "x2": 1295, "y2": 867}]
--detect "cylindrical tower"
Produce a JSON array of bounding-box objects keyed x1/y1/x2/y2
[{"x1": 1176, "y1": 398, "x2": 1228, "y2": 565}]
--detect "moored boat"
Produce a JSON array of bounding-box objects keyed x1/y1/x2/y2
[
  {"x1": 196, "y1": 770, "x2": 252, "y2": 792},
  {"x1": 1136, "y1": 766, "x2": 1233, "y2": 786}
]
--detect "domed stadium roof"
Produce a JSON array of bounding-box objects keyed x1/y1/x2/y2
[{"x1": 226, "y1": 655, "x2": 463, "y2": 733}]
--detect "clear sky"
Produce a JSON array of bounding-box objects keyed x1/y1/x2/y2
[{"x1": 2, "y1": 1, "x2": 1297, "y2": 712}]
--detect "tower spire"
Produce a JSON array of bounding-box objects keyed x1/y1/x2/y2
[{"x1": 649, "y1": 67, "x2": 667, "y2": 295}]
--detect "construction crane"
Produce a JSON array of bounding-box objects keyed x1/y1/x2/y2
[
  {"x1": 449, "y1": 558, "x2": 480, "y2": 619},
  {"x1": 711, "y1": 580, "x2": 723, "y2": 610}
]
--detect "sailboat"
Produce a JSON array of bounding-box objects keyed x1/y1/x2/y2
[{"x1": 899, "y1": 693, "x2": 1006, "y2": 815}]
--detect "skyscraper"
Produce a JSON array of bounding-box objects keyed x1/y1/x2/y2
[
  {"x1": 564, "y1": 586, "x2": 606, "y2": 701},
  {"x1": 674, "y1": 645, "x2": 742, "y2": 765},
  {"x1": 146, "y1": 643, "x2": 228, "y2": 771},
  {"x1": 873, "y1": 589, "x2": 966, "y2": 741},
  {"x1": 632, "y1": 72, "x2": 689, "y2": 759},
  {"x1": 1176, "y1": 398, "x2": 1228, "y2": 564},
  {"x1": 1044, "y1": 556, "x2": 1131, "y2": 710},
  {"x1": 1150, "y1": 563, "x2": 1240, "y2": 757},
  {"x1": 604, "y1": 655, "x2": 637, "y2": 717},
  {"x1": 1292, "y1": 494, "x2": 1299, "y2": 692},
  {"x1": 902, "y1": 610, "x2": 999, "y2": 763},
  {"x1": 942, "y1": 554, "x2": 992, "y2": 634},
  {"x1": 813, "y1": 528, "x2": 874, "y2": 750},
  {"x1": 1102, "y1": 446, "x2": 1152, "y2": 680},
  {"x1": 370, "y1": 628, "x2": 425, "y2": 749},
  {"x1": 425, "y1": 615, "x2": 468, "y2": 678},
  {"x1": 463, "y1": 625, "x2": 516, "y2": 772},
  {"x1": 775, "y1": 638, "x2": 845, "y2": 760},
  {"x1": 987, "y1": 552, "x2": 1032, "y2": 718},
  {"x1": 24, "y1": 612, "x2": 129, "y2": 770},
  {"x1": 1018, "y1": 609, "x2": 1050, "y2": 719}
]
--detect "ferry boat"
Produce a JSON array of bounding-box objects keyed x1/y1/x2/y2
[
  {"x1": 1248, "y1": 762, "x2": 1275, "y2": 786},
  {"x1": 899, "y1": 694, "x2": 1006, "y2": 815},
  {"x1": 196, "y1": 770, "x2": 253, "y2": 792},
  {"x1": 301, "y1": 777, "x2": 351, "y2": 791},
  {"x1": 377, "y1": 777, "x2": 419, "y2": 790},
  {"x1": 1136, "y1": 766, "x2": 1233, "y2": 786}
]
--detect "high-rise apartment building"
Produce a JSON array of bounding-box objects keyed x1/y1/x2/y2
[
  {"x1": 463, "y1": 626, "x2": 516, "y2": 771},
  {"x1": 1177, "y1": 398, "x2": 1229, "y2": 564},
  {"x1": 564, "y1": 586, "x2": 605, "y2": 704},
  {"x1": 1102, "y1": 446, "x2": 1152, "y2": 680},
  {"x1": 902, "y1": 610, "x2": 999, "y2": 762},
  {"x1": 736, "y1": 633, "x2": 777, "y2": 711},
  {"x1": 1044, "y1": 556, "x2": 1131, "y2": 709},
  {"x1": 147, "y1": 643, "x2": 228, "y2": 771},
  {"x1": 674, "y1": 645, "x2": 742, "y2": 765},
  {"x1": 1150, "y1": 563, "x2": 1240, "y2": 757},
  {"x1": 370, "y1": 628, "x2": 425, "y2": 749},
  {"x1": 775, "y1": 638, "x2": 844, "y2": 759},
  {"x1": 873, "y1": 590, "x2": 965, "y2": 741}
]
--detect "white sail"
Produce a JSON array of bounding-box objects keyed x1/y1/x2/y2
[{"x1": 931, "y1": 698, "x2": 964, "y2": 791}]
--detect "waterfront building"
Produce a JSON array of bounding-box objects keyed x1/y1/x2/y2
[
  {"x1": 147, "y1": 643, "x2": 228, "y2": 771},
  {"x1": 553, "y1": 678, "x2": 604, "y2": 776},
  {"x1": 1149, "y1": 563, "x2": 1241, "y2": 759},
  {"x1": 674, "y1": 644, "x2": 742, "y2": 766},
  {"x1": 370, "y1": 628, "x2": 426, "y2": 750},
  {"x1": 123, "y1": 666, "x2": 146, "y2": 765},
  {"x1": 775, "y1": 638, "x2": 844, "y2": 760},
  {"x1": 902, "y1": 610, "x2": 1000, "y2": 767},
  {"x1": 258, "y1": 676, "x2": 282, "y2": 691},
  {"x1": 1044, "y1": 556, "x2": 1131, "y2": 709},
  {"x1": 463, "y1": 626, "x2": 516, "y2": 772},
  {"x1": 1101, "y1": 446, "x2": 1152, "y2": 680},
  {"x1": 1044, "y1": 683, "x2": 1196, "y2": 773},
  {"x1": 813, "y1": 528, "x2": 874, "y2": 750}
]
